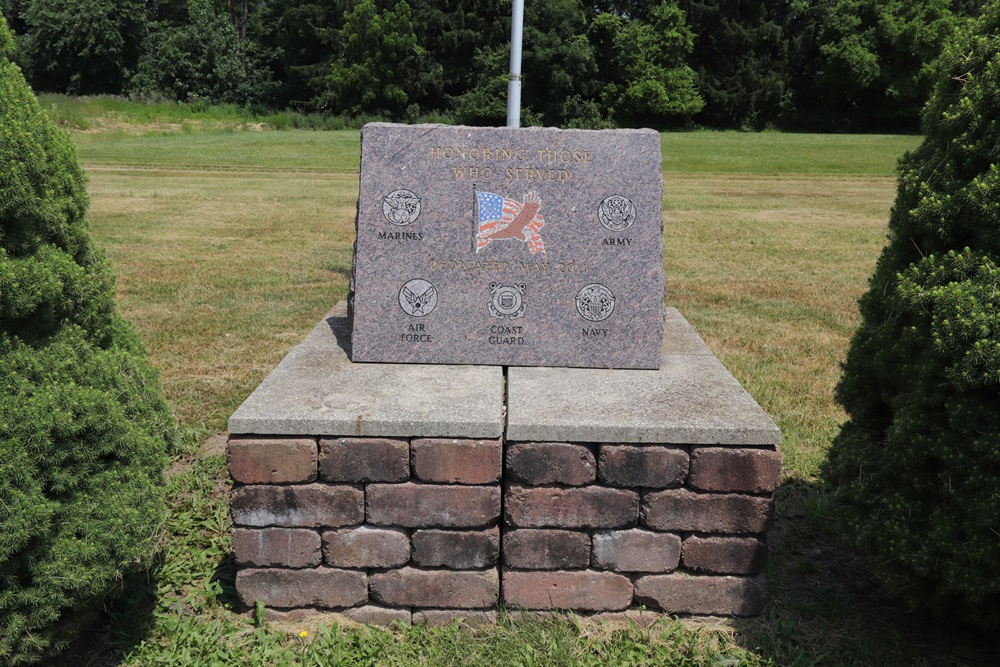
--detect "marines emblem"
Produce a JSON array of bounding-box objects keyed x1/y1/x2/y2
[
  {"x1": 598, "y1": 195, "x2": 636, "y2": 232},
  {"x1": 475, "y1": 191, "x2": 546, "y2": 254},
  {"x1": 398, "y1": 279, "x2": 437, "y2": 316},
  {"x1": 382, "y1": 189, "x2": 421, "y2": 225},
  {"x1": 489, "y1": 283, "x2": 526, "y2": 319},
  {"x1": 576, "y1": 284, "x2": 615, "y2": 321}
]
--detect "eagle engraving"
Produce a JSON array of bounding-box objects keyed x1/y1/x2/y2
[{"x1": 476, "y1": 191, "x2": 546, "y2": 254}]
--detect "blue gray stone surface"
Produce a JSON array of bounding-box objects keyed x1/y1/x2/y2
[
  {"x1": 228, "y1": 302, "x2": 504, "y2": 438},
  {"x1": 230, "y1": 304, "x2": 777, "y2": 447},
  {"x1": 504, "y1": 308, "x2": 781, "y2": 445}
]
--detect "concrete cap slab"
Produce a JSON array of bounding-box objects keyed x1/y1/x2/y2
[
  {"x1": 505, "y1": 308, "x2": 780, "y2": 445},
  {"x1": 228, "y1": 302, "x2": 503, "y2": 438}
]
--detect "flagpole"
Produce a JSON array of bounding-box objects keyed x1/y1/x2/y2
[{"x1": 507, "y1": 0, "x2": 524, "y2": 128}]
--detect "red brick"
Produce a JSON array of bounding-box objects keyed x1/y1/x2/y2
[
  {"x1": 232, "y1": 527, "x2": 321, "y2": 568},
  {"x1": 682, "y1": 536, "x2": 767, "y2": 574},
  {"x1": 323, "y1": 526, "x2": 410, "y2": 568},
  {"x1": 502, "y1": 571, "x2": 633, "y2": 611},
  {"x1": 642, "y1": 489, "x2": 773, "y2": 533},
  {"x1": 634, "y1": 573, "x2": 766, "y2": 616},
  {"x1": 506, "y1": 442, "x2": 596, "y2": 486},
  {"x1": 505, "y1": 486, "x2": 638, "y2": 529},
  {"x1": 227, "y1": 436, "x2": 317, "y2": 484},
  {"x1": 598, "y1": 446, "x2": 688, "y2": 488},
  {"x1": 502, "y1": 529, "x2": 590, "y2": 569},
  {"x1": 368, "y1": 483, "x2": 500, "y2": 528},
  {"x1": 259, "y1": 607, "x2": 318, "y2": 622},
  {"x1": 592, "y1": 529, "x2": 680, "y2": 573},
  {"x1": 370, "y1": 568, "x2": 499, "y2": 608},
  {"x1": 413, "y1": 609, "x2": 496, "y2": 627},
  {"x1": 319, "y1": 438, "x2": 409, "y2": 483},
  {"x1": 411, "y1": 438, "x2": 501, "y2": 484},
  {"x1": 412, "y1": 528, "x2": 499, "y2": 569},
  {"x1": 231, "y1": 484, "x2": 363, "y2": 528},
  {"x1": 236, "y1": 568, "x2": 367, "y2": 609},
  {"x1": 343, "y1": 606, "x2": 412, "y2": 626},
  {"x1": 689, "y1": 447, "x2": 782, "y2": 493}
]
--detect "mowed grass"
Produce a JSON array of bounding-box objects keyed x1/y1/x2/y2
[
  {"x1": 85, "y1": 162, "x2": 357, "y2": 435},
  {"x1": 68, "y1": 121, "x2": 996, "y2": 665},
  {"x1": 663, "y1": 171, "x2": 899, "y2": 476}
]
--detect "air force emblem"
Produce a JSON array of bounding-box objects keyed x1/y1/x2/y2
[{"x1": 398, "y1": 279, "x2": 437, "y2": 316}]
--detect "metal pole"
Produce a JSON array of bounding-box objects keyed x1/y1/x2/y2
[{"x1": 507, "y1": 0, "x2": 524, "y2": 128}]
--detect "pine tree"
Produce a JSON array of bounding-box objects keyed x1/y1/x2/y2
[
  {"x1": 825, "y1": 1, "x2": 1000, "y2": 629},
  {"x1": 1, "y1": 13, "x2": 176, "y2": 663}
]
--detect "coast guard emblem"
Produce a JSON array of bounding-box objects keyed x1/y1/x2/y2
[{"x1": 489, "y1": 283, "x2": 526, "y2": 319}]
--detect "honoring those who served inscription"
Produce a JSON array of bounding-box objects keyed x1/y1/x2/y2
[{"x1": 349, "y1": 123, "x2": 665, "y2": 369}]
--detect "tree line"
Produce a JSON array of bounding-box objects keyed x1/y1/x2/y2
[{"x1": 0, "y1": 0, "x2": 989, "y2": 131}]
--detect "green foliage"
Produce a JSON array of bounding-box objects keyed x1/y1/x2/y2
[
  {"x1": 681, "y1": 1, "x2": 794, "y2": 130},
  {"x1": 810, "y1": 0, "x2": 959, "y2": 131},
  {"x1": 20, "y1": 0, "x2": 149, "y2": 95},
  {"x1": 320, "y1": 0, "x2": 427, "y2": 118},
  {"x1": 408, "y1": 0, "x2": 505, "y2": 110},
  {"x1": 0, "y1": 21, "x2": 175, "y2": 663},
  {"x1": 253, "y1": 0, "x2": 346, "y2": 109},
  {"x1": 130, "y1": 0, "x2": 275, "y2": 105},
  {"x1": 825, "y1": 2, "x2": 1000, "y2": 629},
  {"x1": 457, "y1": 0, "x2": 700, "y2": 128},
  {"x1": 0, "y1": 7, "x2": 14, "y2": 59},
  {"x1": 1, "y1": 0, "x2": 993, "y2": 128},
  {"x1": 610, "y1": 0, "x2": 703, "y2": 127}
]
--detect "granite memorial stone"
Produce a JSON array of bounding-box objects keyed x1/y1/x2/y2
[{"x1": 350, "y1": 123, "x2": 665, "y2": 369}]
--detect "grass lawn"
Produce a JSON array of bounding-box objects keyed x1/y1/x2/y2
[{"x1": 55, "y1": 110, "x2": 996, "y2": 665}]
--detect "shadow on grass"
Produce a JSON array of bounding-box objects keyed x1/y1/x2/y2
[
  {"x1": 213, "y1": 551, "x2": 241, "y2": 612},
  {"x1": 732, "y1": 478, "x2": 997, "y2": 666},
  {"x1": 58, "y1": 562, "x2": 162, "y2": 667},
  {"x1": 322, "y1": 262, "x2": 352, "y2": 280}
]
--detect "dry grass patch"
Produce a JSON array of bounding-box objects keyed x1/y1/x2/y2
[
  {"x1": 86, "y1": 166, "x2": 358, "y2": 435},
  {"x1": 665, "y1": 173, "x2": 897, "y2": 477}
]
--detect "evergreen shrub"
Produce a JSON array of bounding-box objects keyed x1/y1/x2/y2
[
  {"x1": 825, "y1": 2, "x2": 1000, "y2": 629},
  {"x1": 0, "y1": 14, "x2": 176, "y2": 664}
]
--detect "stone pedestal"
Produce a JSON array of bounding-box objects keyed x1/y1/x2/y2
[{"x1": 227, "y1": 302, "x2": 780, "y2": 623}]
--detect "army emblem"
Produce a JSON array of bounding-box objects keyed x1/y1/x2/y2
[
  {"x1": 598, "y1": 195, "x2": 636, "y2": 232},
  {"x1": 382, "y1": 189, "x2": 421, "y2": 225},
  {"x1": 576, "y1": 283, "x2": 615, "y2": 321},
  {"x1": 398, "y1": 279, "x2": 437, "y2": 316},
  {"x1": 489, "y1": 283, "x2": 526, "y2": 319}
]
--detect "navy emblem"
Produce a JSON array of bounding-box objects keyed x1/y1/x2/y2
[
  {"x1": 398, "y1": 279, "x2": 437, "y2": 316},
  {"x1": 383, "y1": 189, "x2": 421, "y2": 225},
  {"x1": 598, "y1": 195, "x2": 636, "y2": 232},
  {"x1": 576, "y1": 284, "x2": 615, "y2": 321},
  {"x1": 489, "y1": 283, "x2": 526, "y2": 319}
]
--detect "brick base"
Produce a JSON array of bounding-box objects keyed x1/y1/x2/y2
[{"x1": 228, "y1": 436, "x2": 779, "y2": 619}]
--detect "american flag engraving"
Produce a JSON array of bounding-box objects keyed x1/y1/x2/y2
[{"x1": 475, "y1": 191, "x2": 546, "y2": 254}]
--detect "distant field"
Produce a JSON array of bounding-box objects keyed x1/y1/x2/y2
[
  {"x1": 661, "y1": 131, "x2": 919, "y2": 174},
  {"x1": 69, "y1": 125, "x2": 990, "y2": 666},
  {"x1": 75, "y1": 127, "x2": 920, "y2": 176},
  {"x1": 76, "y1": 130, "x2": 361, "y2": 172}
]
